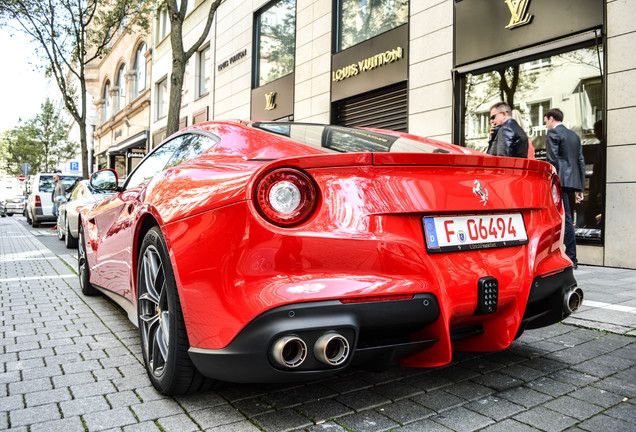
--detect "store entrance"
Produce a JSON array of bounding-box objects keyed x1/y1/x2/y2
[{"x1": 461, "y1": 44, "x2": 605, "y2": 244}]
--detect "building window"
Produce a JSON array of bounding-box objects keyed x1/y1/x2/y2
[
  {"x1": 337, "y1": 0, "x2": 409, "y2": 51},
  {"x1": 254, "y1": 0, "x2": 296, "y2": 88},
  {"x1": 133, "y1": 43, "x2": 147, "y2": 98},
  {"x1": 101, "y1": 81, "x2": 111, "y2": 124},
  {"x1": 116, "y1": 64, "x2": 127, "y2": 112},
  {"x1": 462, "y1": 44, "x2": 605, "y2": 244},
  {"x1": 157, "y1": 7, "x2": 170, "y2": 41},
  {"x1": 156, "y1": 78, "x2": 168, "y2": 120},
  {"x1": 197, "y1": 46, "x2": 210, "y2": 98}
]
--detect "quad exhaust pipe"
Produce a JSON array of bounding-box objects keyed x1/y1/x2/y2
[
  {"x1": 564, "y1": 286, "x2": 584, "y2": 314},
  {"x1": 314, "y1": 333, "x2": 350, "y2": 366},
  {"x1": 270, "y1": 336, "x2": 307, "y2": 368},
  {"x1": 271, "y1": 332, "x2": 350, "y2": 369}
]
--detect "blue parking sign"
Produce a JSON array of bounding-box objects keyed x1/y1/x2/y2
[{"x1": 70, "y1": 161, "x2": 79, "y2": 171}]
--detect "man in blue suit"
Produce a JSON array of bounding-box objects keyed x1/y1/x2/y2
[{"x1": 544, "y1": 108, "x2": 586, "y2": 268}]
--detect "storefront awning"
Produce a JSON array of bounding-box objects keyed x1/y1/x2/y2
[{"x1": 107, "y1": 131, "x2": 149, "y2": 155}]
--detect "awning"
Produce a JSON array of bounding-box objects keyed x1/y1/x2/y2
[{"x1": 107, "y1": 131, "x2": 149, "y2": 155}]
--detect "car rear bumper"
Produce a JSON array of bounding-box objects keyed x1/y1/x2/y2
[
  {"x1": 520, "y1": 266, "x2": 580, "y2": 330},
  {"x1": 188, "y1": 293, "x2": 440, "y2": 383}
]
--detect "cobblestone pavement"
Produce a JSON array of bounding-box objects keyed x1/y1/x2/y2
[{"x1": 2, "y1": 215, "x2": 635, "y2": 431}]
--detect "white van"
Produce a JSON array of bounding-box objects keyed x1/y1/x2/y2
[{"x1": 25, "y1": 173, "x2": 82, "y2": 227}]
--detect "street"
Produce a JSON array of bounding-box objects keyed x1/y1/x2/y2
[{"x1": 1, "y1": 214, "x2": 635, "y2": 432}]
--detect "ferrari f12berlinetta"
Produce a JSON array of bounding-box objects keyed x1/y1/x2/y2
[{"x1": 78, "y1": 121, "x2": 582, "y2": 395}]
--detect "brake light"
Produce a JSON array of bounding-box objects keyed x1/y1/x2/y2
[
  {"x1": 551, "y1": 175, "x2": 562, "y2": 212},
  {"x1": 35, "y1": 195, "x2": 42, "y2": 207},
  {"x1": 254, "y1": 168, "x2": 317, "y2": 227}
]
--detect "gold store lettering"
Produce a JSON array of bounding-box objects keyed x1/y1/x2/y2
[{"x1": 332, "y1": 47, "x2": 403, "y2": 82}]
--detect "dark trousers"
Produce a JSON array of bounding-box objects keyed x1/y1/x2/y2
[{"x1": 562, "y1": 188, "x2": 577, "y2": 265}]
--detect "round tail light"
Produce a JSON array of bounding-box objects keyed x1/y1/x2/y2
[
  {"x1": 255, "y1": 168, "x2": 317, "y2": 227},
  {"x1": 551, "y1": 174, "x2": 562, "y2": 212}
]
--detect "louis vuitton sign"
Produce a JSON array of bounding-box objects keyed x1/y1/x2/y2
[
  {"x1": 455, "y1": 0, "x2": 602, "y2": 68},
  {"x1": 331, "y1": 25, "x2": 408, "y2": 102},
  {"x1": 332, "y1": 47, "x2": 403, "y2": 82}
]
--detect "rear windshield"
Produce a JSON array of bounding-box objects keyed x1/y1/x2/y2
[
  {"x1": 39, "y1": 175, "x2": 82, "y2": 193},
  {"x1": 252, "y1": 122, "x2": 452, "y2": 154}
]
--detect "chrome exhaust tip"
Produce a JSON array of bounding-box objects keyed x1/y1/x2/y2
[
  {"x1": 314, "y1": 333, "x2": 350, "y2": 366},
  {"x1": 271, "y1": 336, "x2": 307, "y2": 368},
  {"x1": 564, "y1": 287, "x2": 584, "y2": 314}
]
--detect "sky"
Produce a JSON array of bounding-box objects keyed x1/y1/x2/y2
[{"x1": 0, "y1": 29, "x2": 54, "y2": 133}]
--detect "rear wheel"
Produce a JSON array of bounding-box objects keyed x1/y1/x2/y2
[
  {"x1": 65, "y1": 218, "x2": 78, "y2": 248},
  {"x1": 57, "y1": 213, "x2": 65, "y2": 240},
  {"x1": 137, "y1": 227, "x2": 215, "y2": 395},
  {"x1": 78, "y1": 222, "x2": 98, "y2": 296}
]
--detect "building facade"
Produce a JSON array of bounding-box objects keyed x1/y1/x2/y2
[
  {"x1": 88, "y1": 0, "x2": 634, "y2": 269},
  {"x1": 87, "y1": 22, "x2": 152, "y2": 179}
]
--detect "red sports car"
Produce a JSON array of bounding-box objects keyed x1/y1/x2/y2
[{"x1": 78, "y1": 121, "x2": 582, "y2": 395}]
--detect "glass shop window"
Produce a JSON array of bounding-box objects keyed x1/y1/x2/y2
[
  {"x1": 254, "y1": 0, "x2": 296, "y2": 87},
  {"x1": 462, "y1": 44, "x2": 605, "y2": 244},
  {"x1": 336, "y1": 0, "x2": 408, "y2": 51}
]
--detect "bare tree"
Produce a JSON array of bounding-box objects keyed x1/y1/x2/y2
[
  {"x1": 164, "y1": 0, "x2": 222, "y2": 136},
  {"x1": 0, "y1": 0, "x2": 151, "y2": 178}
]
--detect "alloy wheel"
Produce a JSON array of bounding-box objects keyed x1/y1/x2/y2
[{"x1": 138, "y1": 245, "x2": 170, "y2": 377}]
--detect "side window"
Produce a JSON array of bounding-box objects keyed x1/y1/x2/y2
[
  {"x1": 70, "y1": 184, "x2": 83, "y2": 200},
  {"x1": 164, "y1": 134, "x2": 217, "y2": 170},
  {"x1": 125, "y1": 137, "x2": 184, "y2": 189}
]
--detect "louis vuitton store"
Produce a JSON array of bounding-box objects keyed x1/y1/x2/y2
[{"x1": 451, "y1": 0, "x2": 617, "y2": 266}]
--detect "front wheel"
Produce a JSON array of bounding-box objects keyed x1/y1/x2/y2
[
  {"x1": 137, "y1": 227, "x2": 215, "y2": 395},
  {"x1": 78, "y1": 222, "x2": 98, "y2": 296}
]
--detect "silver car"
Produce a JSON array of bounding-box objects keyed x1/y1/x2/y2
[{"x1": 57, "y1": 180, "x2": 115, "y2": 248}]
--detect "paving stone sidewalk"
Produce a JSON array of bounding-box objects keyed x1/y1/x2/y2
[{"x1": 1, "y1": 216, "x2": 635, "y2": 431}]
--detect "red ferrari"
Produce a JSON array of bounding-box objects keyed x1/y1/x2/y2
[{"x1": 78, "y1": 121, "x2": 582, "y2": 395}]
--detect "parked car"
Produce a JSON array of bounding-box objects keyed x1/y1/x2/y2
[
  {"x1": 25, "y1": 173, "x2": 82, "y2": 227},
  {"x1": 0, "y1": 200, "x2": 6, "y2": 217},
  {"x1": 78, "y1": 121, "x2": 582, "y2": 395},
  {"x1": 56, "y1": 180, "x2": 116, "y2": 248},
  {"x1": 5, "y1": 197, "x2": 26, "y2": 216}
]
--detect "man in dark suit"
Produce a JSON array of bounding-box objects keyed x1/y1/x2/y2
[
  {"x1": 544, "y1": 108, "x2": 586, "y2": 268},
  {"x1": 487, "y1": 101, "x2": 529, "y2": 158}
]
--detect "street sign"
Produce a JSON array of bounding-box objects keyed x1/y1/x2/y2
[
  {"x1": 21, "y1": 162, "x2": 31, "y2": 177},
  {"x1": 70, "y1": 161, "x2": 79, "y2": 171},
  {"x1": 18, "y1": 175, "x2": 25, "y2": 182}
]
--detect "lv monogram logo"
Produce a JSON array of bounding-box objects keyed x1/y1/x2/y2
[
  {"x1": 504, "y1": 0, "x2": 533, "y2": 29},
  {"x1": 265, "y1": 92, "x2": 277, "y2": 111}
]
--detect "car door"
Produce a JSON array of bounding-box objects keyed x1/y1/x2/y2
[{"x1": 90, "y1": 137, "x2": 184, "y2": 299}]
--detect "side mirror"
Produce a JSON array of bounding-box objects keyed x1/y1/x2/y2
[
  {"x1": 55, "y1": 195, "x2": 68, "y2": 204},
  {"x1": 90, "y1": 169, "x2": 119, "y2": 191}
]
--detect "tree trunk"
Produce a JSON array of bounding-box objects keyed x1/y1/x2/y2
[{"x1": 166, "y1": 58, "x2": 186, "y2": 137}]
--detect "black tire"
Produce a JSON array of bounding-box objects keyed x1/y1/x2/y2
[
  {"x1": 32, "y1": 212, "x2": 39, "y2": 228},
  {"x1": 137, "y1": 226, "x2": 215, "y2": 395},
  {"x1": 57, "y1": 213, "x2": 65, "y2": 240},
  {"x1": 65, "y1": 218, "x2": 78, "y2": 248},
  {"x1": 7, "y1": 213, "x2": 12, "y2": 217},
  {"x1": 78, "y1": 222, "x2": 98, "y2": 296},
  {"x1": 26, "y1": 210, "x2": 32, "y2": 225}
]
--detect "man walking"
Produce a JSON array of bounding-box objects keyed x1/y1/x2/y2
[
  {"x1": 487, "y1": 101, "x2": 529, "y2": 158},
  {"x1": 544, "y1": 108, "x2": 586, "y2": 268},
  {"x1": 51, "y1": 174, "x2": 65, "y2": 230}
]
